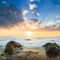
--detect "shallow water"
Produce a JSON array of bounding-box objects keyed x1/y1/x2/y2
[{"x1": 0, "y1": 36, "x2": 60, "y2": 49}]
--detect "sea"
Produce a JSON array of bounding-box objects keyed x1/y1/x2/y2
[{"x1": 0, "y1": 36, "x2": 60, "y2": 49}]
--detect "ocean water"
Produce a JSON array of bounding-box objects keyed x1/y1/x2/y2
[{"x1": 0, "y1": 36, "x2": 60, "y2": 49}]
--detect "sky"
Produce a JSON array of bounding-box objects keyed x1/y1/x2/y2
[
  {"x1": 21, "y1": 0, "x2": 60, "y2": 19},
  {"x1": 0, "y1": 0, "x2": 60, "y2": 37}
]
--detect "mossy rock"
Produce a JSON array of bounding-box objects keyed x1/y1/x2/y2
[{"x1": 4, "y1": 41, "x2": 23, "y2": 55}]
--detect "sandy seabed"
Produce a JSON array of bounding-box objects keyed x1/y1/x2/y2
[{"x1": 0, "y1": 48, "x2": 60, "y2": 60}]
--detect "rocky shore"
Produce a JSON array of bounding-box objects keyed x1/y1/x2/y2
[{"x1": 0, "y1": 48, "x2": 60, "y2": 60}]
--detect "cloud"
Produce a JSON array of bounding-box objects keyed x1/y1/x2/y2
[
  {"x1": 34, "y1": 20, "x2": 60, "y2": 31},
  {"x1": 44, "y1": 25, "x2": 60, "y2": 30},
  {"x1": 22, "y1": 10, "x2": 29, "y2": 15},
  {"x1": 34, "y1": 13, "x2": 40, "y2": 17},
  {"x1": 47, "y1": 21, "x2": 56, "y2": 26},
  {"x1": 2, "y1": 1, "x2": 6, "y2": 4},
  {"x1": 29, "y1": 0, "x2": 40, "y2": 2},
  {"x1": 56, "y1": 20, "x2": 60, "y2": 23},
  {"x1": 42, "y1": 20, "x2": 60, "y2": 30},
  {"x1": 0, "y1": 5, "x2": 23, "y2": 28},
  {"x1": 56, "y1": 16, "x2": 59, "y2": 18},
  {"x1": 29, "y1": 0, "x2": 34, "y2": 2},
  {"x1": 29, "y1": 4, "x2": 37, "y2": 10},
  {"x1": 22, "y1": 18, "x2": 60, "y2": 31},
  {"x1": 32, "y1": 12, "x2": 40, "y2": 16}
]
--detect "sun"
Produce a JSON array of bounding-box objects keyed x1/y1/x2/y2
[{"x1": 25, "y1": 31, "x2": 33, "y2": 36}]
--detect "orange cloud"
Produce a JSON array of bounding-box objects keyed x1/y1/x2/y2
[{"x1": 0, "y1": 19, "x2": 60, "y2": 37}]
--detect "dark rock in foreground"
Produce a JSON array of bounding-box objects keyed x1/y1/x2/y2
[
  {"x1": 4, "y1": 41, "x2": 23, "y2": 55},
  {"x1": 44, "y1": 43, "x2": 60, "y2": 57}
]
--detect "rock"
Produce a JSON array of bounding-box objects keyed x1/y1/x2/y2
[
  {"x1": 46, "y1": 46, "x2": 60, "y2": 57},
  {"x1": 4, "y1": 41, "x2": 23, "y2": 55}
]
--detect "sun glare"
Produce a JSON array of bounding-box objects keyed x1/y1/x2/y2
[{"x1": 25, "y1": 31, "x2": 33, "y2": 36}]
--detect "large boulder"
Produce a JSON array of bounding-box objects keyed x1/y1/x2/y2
[
  {"x1": 43, "y1": 42, "x2": 60, "y2": 57},
  {"x1": 4, "y1": 41, "x2": 23, "y2": 55},
  {"x1": 46, "y1": 46, "x2": 59, "y2": 56}
]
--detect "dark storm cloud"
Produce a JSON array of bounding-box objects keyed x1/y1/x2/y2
[{"x1": 0, "y1": 4, "x2": 23, "y2": 28}]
